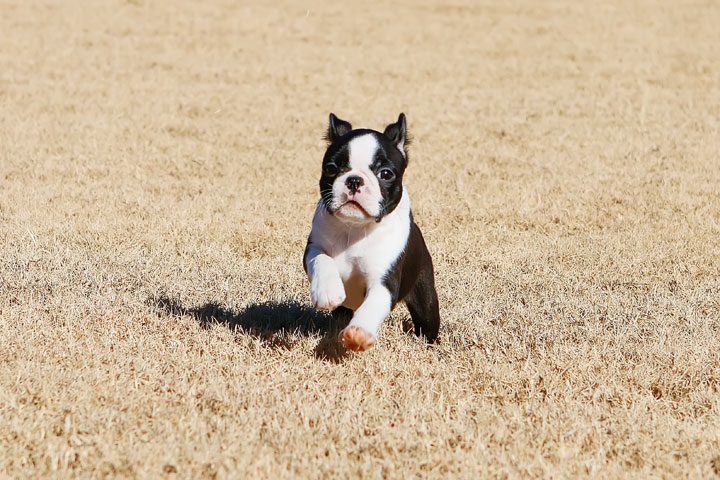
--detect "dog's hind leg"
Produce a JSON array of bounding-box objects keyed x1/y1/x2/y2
[{"x1": 403, "y1": 265, "x2": 440, "y2": 343}]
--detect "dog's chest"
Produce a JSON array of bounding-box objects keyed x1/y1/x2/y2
[
  {"x1": 326, "y1": 223, "x2": 401, "y2": 274},
  {"x1": 332, "y1": 240, "x2": 385, "y2": 310},
  {"x1": 326, "y1": 223, "x2": 408, "y2": 310},
  {"x1": 309, "y1": 190, "x2": 412, "y2": 310},
  {"x1": 334, "y1": 250, "x2": 368, "y2": 310}
]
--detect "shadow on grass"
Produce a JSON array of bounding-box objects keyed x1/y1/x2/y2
[{"x1": 152, "y1": 296, "x2": 351, "y2": 362}]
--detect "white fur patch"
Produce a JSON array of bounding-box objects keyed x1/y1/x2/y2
[
  {"x1": 347, "y1": 285, "x2": 392, "y2": 337},
  {"x1": 330, "y1": 134, "x2": 383, "y2": 218},
  {"x1": 306, "y1": 189, "x2": 412, "y2": 339},
  {"x1": 348, "y1": 134, "x2": 379, "y2": 172},
  {"x1": 306, "y1": 244, "x2": 346, "y2": 311}
]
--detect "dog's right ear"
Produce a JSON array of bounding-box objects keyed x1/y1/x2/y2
[{"x1": 326, "y1": 113, "x2": 352, "y2": 143}]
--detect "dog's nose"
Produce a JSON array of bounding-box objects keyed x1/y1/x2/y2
[{"x1": 345, "y1": 175, "x2": 364, "y2": 193}]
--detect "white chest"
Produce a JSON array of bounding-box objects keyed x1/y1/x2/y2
[{"x1": 309, "y1": 190, "x2": 412, "y2": 310}]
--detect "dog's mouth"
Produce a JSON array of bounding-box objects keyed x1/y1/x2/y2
[{"x1": 336, "y1": 200, "x2": 371, "y2": 217}]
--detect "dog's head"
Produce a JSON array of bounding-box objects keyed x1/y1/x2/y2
[{"x1": 319, "y1": 113, "x2": 409, "y2": 225}]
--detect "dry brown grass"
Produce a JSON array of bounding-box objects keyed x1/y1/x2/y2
[{"x1": 1, "y1": 0, "x2": 719, "y2": 477}]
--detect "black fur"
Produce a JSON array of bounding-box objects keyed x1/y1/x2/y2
[
  {"x1": 325, "y1": 113, "x2": 353, "y2": 143},
  {"x1": 381, "y1": 214, "x2": 440, "y2": 343}
]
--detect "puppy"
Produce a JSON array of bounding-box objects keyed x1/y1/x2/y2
[{"x1": 303, "y1": 113, "x2": 440, "y2": 352}]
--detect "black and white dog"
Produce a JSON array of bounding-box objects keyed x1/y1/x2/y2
[{"x1": 304, "y1": 113, "x2": 440, "y2": 352}]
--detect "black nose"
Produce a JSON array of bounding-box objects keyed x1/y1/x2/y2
[{"x1": 345, "y1": 175, "x2": 364, "y2": 193}]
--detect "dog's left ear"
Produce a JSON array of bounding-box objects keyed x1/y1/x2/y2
[{"x1": 383, "y1": 113, "x2": 408, "y2": 156}]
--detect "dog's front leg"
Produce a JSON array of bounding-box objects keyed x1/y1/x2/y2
[
  {"x1": 305, "y1": 244, "x2": 346, "y2": 311},
  {"x1": 340, "y1": 284, "x2": 392, "y2": 352}
]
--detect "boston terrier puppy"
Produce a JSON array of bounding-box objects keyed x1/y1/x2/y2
[{"x1": 303, "y1": 113, "x2": 440, "y2": 352}]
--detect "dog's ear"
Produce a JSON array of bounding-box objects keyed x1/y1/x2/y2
[
  {"x1": 383, "y1": 113, "x2": 408, "y2": 156},
  {"x1": 326, "y1": 113, "x2": 352, "y2": 143}
]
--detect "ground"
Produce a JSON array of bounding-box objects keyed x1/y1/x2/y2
[{"x1": 1, "y1": 0, "x2": 719, "y2": 478}]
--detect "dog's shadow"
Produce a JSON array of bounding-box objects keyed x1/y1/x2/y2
[{"x1": 152, "y1": 296, "x2": 352, "y2": 362}]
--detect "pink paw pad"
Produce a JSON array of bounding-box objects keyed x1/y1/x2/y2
[{"x1": 340, "y1": 326, "x2": 376, "y2": 352}]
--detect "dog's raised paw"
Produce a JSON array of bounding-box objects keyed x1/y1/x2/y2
[
  {"x1": 311, "y1": 275, "x2": 346, "y2": 311},
  {"x1": 340, "y1": 326, "x2": 376, "y2": 352}
]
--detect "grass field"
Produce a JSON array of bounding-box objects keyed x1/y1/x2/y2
[{"x1": 1, "y1": 0, "x2": 719, "y2": 477}]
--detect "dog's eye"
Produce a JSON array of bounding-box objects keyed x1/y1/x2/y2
[
  {"x1": 379, "y1": 168, "x2": 395, "y2": 181},
  {"x1": 323, "y1": 163, "x2": 339, "y2": 176}
]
